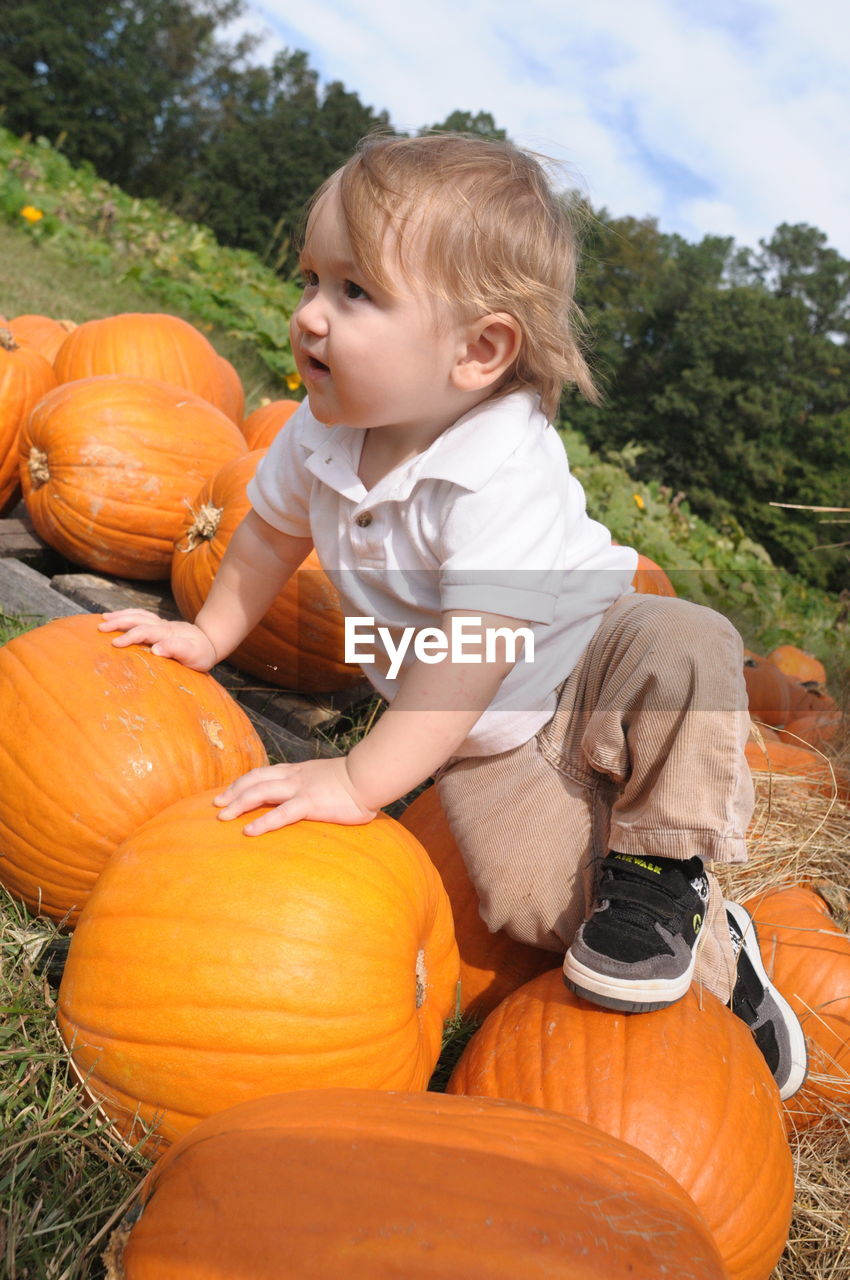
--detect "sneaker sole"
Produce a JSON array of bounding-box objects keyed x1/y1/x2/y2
[
  {"x1": 725, "y1": 900, "x2": 809, "y2": 1101},
  {"x1": 563, "y1": 949, "x2": 699, "y2": 1013}
]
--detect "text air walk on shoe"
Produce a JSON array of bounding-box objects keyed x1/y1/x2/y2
[
  {"x1": 725, "y1": 900, "x2": 808, "y2": 1102},
  {"x1": 563, "y1": 851, "x2": 711, "y2": 1013}
]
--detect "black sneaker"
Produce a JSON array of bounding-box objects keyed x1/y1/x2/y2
[
  {"x1": 725, "y1": 901, "x2": 808, "y2": 1100},
  {"x1": 563, "y1": 852, "x2": 710, "y2": 1012}
]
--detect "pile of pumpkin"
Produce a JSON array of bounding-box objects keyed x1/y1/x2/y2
[
  {"x1": 742, "y1": 643, "x2": 848, "y2": 804},
  {"x1": 0, "y1": 310, "x2": 359, "y2": 692},
  {"x1": 0, "y1": 309, "x2": 847, "y2": 1278}
]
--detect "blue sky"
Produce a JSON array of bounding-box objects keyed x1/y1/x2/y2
[{"x1": 231, "y1": 0, "x2": 850, "y2": 257}]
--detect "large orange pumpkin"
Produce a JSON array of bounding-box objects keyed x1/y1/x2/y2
[
  {"x1": 57, "y1": 796, "x2": 459, "y2": 1154},
  {"x1": 20, "y1": 375, "x2": 247, "y2": 579},
  {"x1": 214, "y1": 355, "x2": 245, "y2": 426},
  {"x1": 241, "y1": 397, "x2": 300, "y2": 449},
  {"x1": 743, "y1": 884, "x2": 850, "y2": 1131},
  {"x1": 171, "y1": 449, "x2": 361, "y2": 691},
  {"x1": 53, "y1": 312, "x2": 239, "y2": 421},
  {"x1": 0, "y1": 613, "x2": 267, "y2": 923},
  {"x1": 106, "y1": 1089, "x2": 729, "y2": 1280},
  {"x1": 447, "y1": 970, "x2": 793, "y2": 1280},
  {"x1": 0, "y1": 326, "x2": 57, "y2": 514},
  {"x1": 399, "y1": 785, "x2": 556, "y2": 1018}
]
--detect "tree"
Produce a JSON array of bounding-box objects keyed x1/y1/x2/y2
[
  {"x1": 563, "y1": 211, "x2": 850, "y2": 591},
  {"x1": 0, "y1": 0, "x2": 255, "y2": 192},
  {"x1": 179, "y1": 50, "x2": 391, "y2": 268},
  {"x1": 423, "y1": 110, "x2": 507, "y2": 141}
]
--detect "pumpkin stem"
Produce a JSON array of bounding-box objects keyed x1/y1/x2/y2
[
  {"x1": 179, "y1": 502, "x2": 223, "y2": 552},
  {"x1": 415, "y1": 948, "x2": 427, "y2": 1008},
  {"x1": 0, "y1": 326, "x2": 19, "y2": 352},
  {"x1": 28, "y1": 446, "x2": 50, "y2": 487}
]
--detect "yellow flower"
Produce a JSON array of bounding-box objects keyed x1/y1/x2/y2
[
  {"x1": 20, "y1": 205, "x2": 44, "y2": 224},
  {"x1": 632, "y1": 493, "x2": 645, "y2": 510},
  {"x1": 285, "y1": 371, "x2": 302, "y2": 391}
]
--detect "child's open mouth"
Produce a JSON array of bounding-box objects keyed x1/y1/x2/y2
[{"x1": 307, "y1": 356, "x2": 330, "y2": 376}]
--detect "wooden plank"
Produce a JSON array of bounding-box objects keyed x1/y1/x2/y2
[
  {"x1": 0, "y1": 559, "x2": 81, "y2": 619},
  {"x1": 50, "y1": 573, "x2": 181, "y2": 619},
  {"x1": 241, "y1": 703, "x2": 341, "y2": 763},
  {"x1": 0, "y1": 517, "x2": 61, "y2": 569}
]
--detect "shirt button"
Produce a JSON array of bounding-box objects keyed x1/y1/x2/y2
[{"x1": 355, "y1": 512, "x2": 373, "y2": 527}]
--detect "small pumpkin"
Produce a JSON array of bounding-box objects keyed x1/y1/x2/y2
[
  {"x1": 104, "y1": 1089, "x2": 729, "y2": 1280},
  {"x1": 631, "y1": 551, "x2": 677, "y2": 597},
  {"x1": 172, "y1": 449, "x2": 361, "y2": 691},
  {"x1": 20, "y1": 375, "x2": 247, "y2": 579},
  {"x1": 743, "y1": 654, "x2": 794, "y2": 727},
  {"x1": 766, "y1": 644, "x2": 827, "y2": 687},
  {"x1": 241, "y1": 397, "x2": 300, "y2": 450},
  {"x1": 745, "y1": 739, "x2": 849, "y2": 805},
  {"x1": 7, "y1": 313, "x2": 77, "y2": 364},
  {"x1": 53, "y1": 312, "x2": 240, "y2": 421},
  {"x1": 399, "y1": 785, "x2": 556, "y2": 1018},
  {"x1": 0, "y1": 326, "x2": 57, "y2": 514},
  {"x1": 57, "y1": 796, "x2": 459, "y2": 1154},
  {"x1": 0, "y1": 613, "x2": 267, "y2": 923},
  {"x1": 447, "y1": 970, "x2": 793, "y2": 1280},
  {"x1": 743, "y1": 884, "x2": 850, "y2": 1131},
  {"x1": 777, "y1": 686, "x2": 842, "y2": 748}
]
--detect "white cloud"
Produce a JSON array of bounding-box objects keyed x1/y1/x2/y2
[{"x1": 236, "y1": 0, "x2": 850, "y2": 255}]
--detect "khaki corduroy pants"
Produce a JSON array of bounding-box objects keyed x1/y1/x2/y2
[{"x1": 436, "y1": 593, "x2": 754, "y2": 1003}]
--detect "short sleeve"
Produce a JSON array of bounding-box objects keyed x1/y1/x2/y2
[{"x1": 247, "y1": 402, "x2": 314, "y2": 538}]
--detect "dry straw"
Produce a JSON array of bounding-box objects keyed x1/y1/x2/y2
[{"x1": 717, "y1": 734, "x2": 850, "y2": 1280}]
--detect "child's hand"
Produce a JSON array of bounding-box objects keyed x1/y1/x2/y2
[
  {"x1": 214, "y1": 758, "x2": 379, "y2": 835},
  {"x1": 98, "y1": 609, "x2": 218, "y2": 671}
]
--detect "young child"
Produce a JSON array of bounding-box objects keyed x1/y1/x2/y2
[{"x1": 100, "y1": 132, "x2": 807, "y2": 1099}]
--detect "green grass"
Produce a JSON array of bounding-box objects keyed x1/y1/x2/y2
[
  {"x1": 0, "y1": 892, "x2": 152, "y2": 1280},
  {"x1": 0, "y1": 222, "x2": 282, "y2": 415}
]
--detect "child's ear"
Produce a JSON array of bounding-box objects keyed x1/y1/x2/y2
[{"x1": 452, "y1": 314, "x2": 521, "y2": 392}]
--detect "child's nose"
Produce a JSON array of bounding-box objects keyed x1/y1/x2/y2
[{"x1": 293, "y1": 293, "x2": 329, "y2": 337}]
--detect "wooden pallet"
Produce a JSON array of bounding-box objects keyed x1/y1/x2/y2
[{"x1": 0, "y1": 507, "x2": 375, "y2": 764}]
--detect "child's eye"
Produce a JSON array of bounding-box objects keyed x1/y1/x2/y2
[
  {"x1": 343, "y1": 279, "x2": 369, "y2": 301},
  {"x1": 300, "y1": 269, "x2": 318, "y2": 289}
]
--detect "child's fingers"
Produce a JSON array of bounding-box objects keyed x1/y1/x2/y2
[
  {"x1": 242, "y1": 799, "x2": 308, "y2": 837},
  {"x1": 98, "y1": 608, "x2": 161, "y2": 632},
  {"x1": 213, "y1": 766, "x2": 294, "y2": 818}
]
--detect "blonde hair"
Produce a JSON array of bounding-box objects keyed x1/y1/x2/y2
[{"x1": 303, "y1": 132, "x2": 599, "y2": 418}]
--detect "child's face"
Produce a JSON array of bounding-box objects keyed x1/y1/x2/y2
[{"x1": 291, "y1": 189, "x2": 472, "y2": 438}]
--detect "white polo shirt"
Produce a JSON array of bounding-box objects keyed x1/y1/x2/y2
[{"x1": 247, "y1": 389, "x2": 637, "y2": 756}]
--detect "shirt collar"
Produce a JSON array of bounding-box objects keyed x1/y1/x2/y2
[{"x1": 299, "y1": 390, "x2": 548, "y2": 503}]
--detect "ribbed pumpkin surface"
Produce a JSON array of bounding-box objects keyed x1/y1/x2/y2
[
  {"x1": 58, "y1": 799, "x2": 460, "y2": 1154},
  {"x1": 447, "y1": 970, "x2": 793, "y2": 1280},
  {"x1": 107, "y1": 1089, "x2": 729, "y2": 1280},
  {"x1": 53, "y1": 312, "x2": 238, "y2": 420},
  {"x1": 400, "y1": 785, "x2": 556, "y2": 1018},
  {"x1": 744, "y1": 884, "x2": 850, "y2": 1130},
  {"x1": 0, "y1": 326, "x2": 57, "y2": 513},
  {"x1": 171, "y1": 449, "x2": 361, "y2": 690},
  {"x1": 20, "y1": 375, "x2": 246, "y2": 578},
  {"x1": 0, "y1": 613, "x2": 267, "y2": 922}
]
